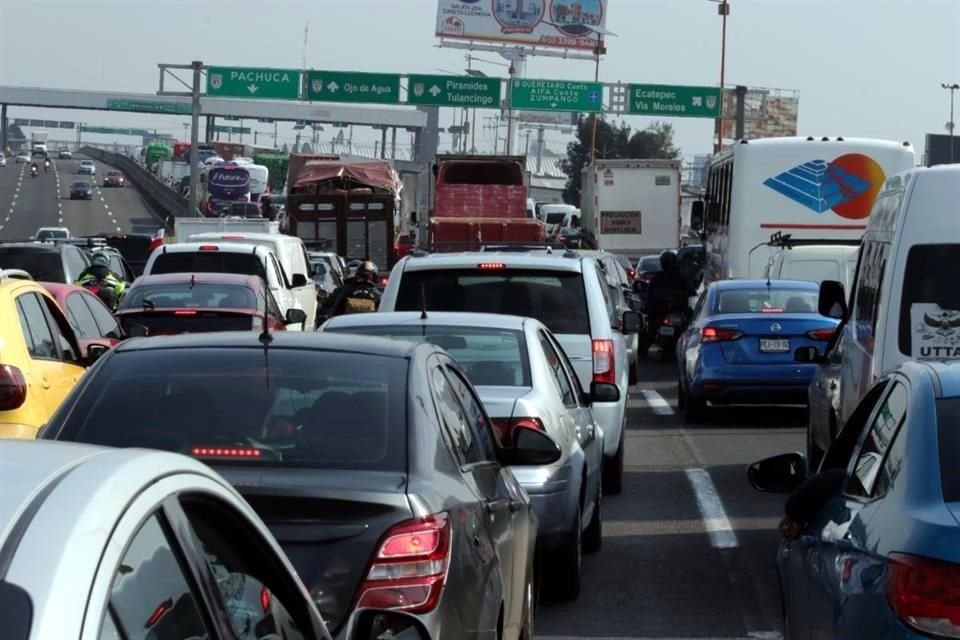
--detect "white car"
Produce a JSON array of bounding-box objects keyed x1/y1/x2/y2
[
  {"x1": 379, "y1": 251, "x2": 642, "y2": 495},
  {"x1": 0, "y1": 155, "x2": 6, "y2": 167},
  {"x1": 58, "y1": 148, "x2": 72, "y2": 159},
  {"x1": 764, "y1": 243, "x2": 859, "y2": 293},
  {"x1": 34, "y1": 226, "x2": 72, "y2": 241},
  {"x1": 77, "y1": 160, "x2": 96, "y2": 175},
  {"x1": 15, "y1": 152, "x2": 30, "y2": 164},
  {"x1": 0, "y1": 439, "x2": 426, "y2": 640}
]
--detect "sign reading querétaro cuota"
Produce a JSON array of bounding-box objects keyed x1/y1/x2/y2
[{"x1": 435, "y1": 0, "x2": 607, "y2": 51}]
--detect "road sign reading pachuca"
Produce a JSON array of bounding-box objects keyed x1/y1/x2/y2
[
  {"x1": 306, "y1": 70, "x2": 400, "y2": 104},
  {"x1": 510, "y1": 79, "x2": 603, "y2": 113},
  {"x1": 627, "y1": 84, "x2": 722, "y2": 118},
  {"x1": 406, "y1": 74, "x2": 501, "y2": 108},
  {"x1": 206, "y1": 66, "x2": 300, "y2": 100}
]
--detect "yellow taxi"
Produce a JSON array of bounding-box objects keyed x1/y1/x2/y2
[{"x1": 0, "y1": 269, "x2": 96, "y2": 438}]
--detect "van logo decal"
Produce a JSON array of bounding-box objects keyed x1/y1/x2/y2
[{"x1": 762, "y1": 153, "x2": 886, "y2": 220}]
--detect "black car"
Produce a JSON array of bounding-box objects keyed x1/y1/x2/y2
[
  {"x1": 0, "y1": 241, "x2": 90, "y2": 283},
  {"x1": 69, "y1": 180, "x2": 93, "y2": 200},
  {"x1": 42, "y1": 332, "x2": 555, "y2": 638}
]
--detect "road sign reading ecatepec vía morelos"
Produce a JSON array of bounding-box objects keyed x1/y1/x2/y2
[
  {"x1": 305, "y1": 70, "x2": 401, "y2": 104},
  {"x1": 627, "y1": 84, "x2": 722, "y2": 118},
  {"x1": 206, "y1": 66, "x2": 301, "y2": 100}
]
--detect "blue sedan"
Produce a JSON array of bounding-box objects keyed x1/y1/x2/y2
[
  {"x1": 749, "y1": 360, "x2": 960, "y2": 639},
  {"x1": 676, "y1": 280, "x2": 840, "y2": 420}
]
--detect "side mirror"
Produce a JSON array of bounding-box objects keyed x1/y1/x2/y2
[
  {"x1": 291, "y1": 273, "x2": 309, "y2": 288},
  {"x1": 747, "y1": 452, "x2": 807, "y2": 493},
  {"x1": 690, "y1": 201, "x2": 705, "y2": 231},
  {"x1": 500, "y1": 427, "x2": 562, "y2": 466},
  {"x1": 621, "y1": 310, "x2": 642, "y2": 334},
  {"x1": 84, "y1": 342, "x2": 110, "y2": 365},
  {"x1": 590, "y1": 381, "x2": 620, "y2": 403},
  {"x1": 285, "y1": 308, "x2": 308, "y2": 326},
  {"x1": 349, "y1": 610, "x2": 430, "y2": 640},
  {"x1": 818, "y1": 280, "x2": 847, "y2": 319}
]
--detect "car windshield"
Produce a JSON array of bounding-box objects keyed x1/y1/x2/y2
[
  {"x1": 0, "y1": 248, "x2": 63, "y2": 281},
  {"x1": 71, "y1": 182, "x2": 89, "y2": 188},
  {"x1": 898, "y1": 244, "x2": 960, "y2": 357},
  {"x1": 328, "y1": 324, "x2": 531, "y2": 386},
  {"x1": 396, "y1": 268, "x2": 590, "y2": 335},
  {"x1": 714, "y1": 287, "x2": 819, "y2": 314},
  {"x1": 120, "y1": 282, "x2": 257, "y2": 310},
  {"x1": 150, "y1": 252, "x2": 267, "y2": 279},
  {"x1": 50, "y1": 348, "x2": 408, "y2": 471}
]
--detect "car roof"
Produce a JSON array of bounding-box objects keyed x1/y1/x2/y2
[
  {"x1": 775, "y1": 245, "x2": 859, "y2": 259},
  {"x1": 112, "y1": 330, "x2": 421, "y2": 359},
  {"x1": 156, "y1": 241, "x2": 271, "y2": 254},
  {"x1": 131, "y1": 272, "x2": 262, "y2": 287},
  {"x1": 711, "y1": 279, "x2": 820, "y2": 291},
  {"x1": 38, "y1": 281, "x2": 86, "y2": 298},
  {"x1": 400, "y1": 252, "x2": 583, "y2": 272},
  {"x1": 905, "y1": 360, "x2": 960, "y2": 400},
  {"x1": 188, "y1": 232, "x2": 296, "y2": 245},
  {"x1": 0, "y1": 242, "x2": 65, "y2": 253},
  {"x1": 324, "y1": 311, "x2": 532, "y2": 332}
]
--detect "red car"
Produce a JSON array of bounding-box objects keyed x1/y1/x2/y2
[
  {"x1": 103, "y1": 171, "x2": 125, "y2": 188},
  {"x1": 40, "y1": 283, "x2": 125, "y2": 350},
  {"x1": 394, "y1": 233, "x2": 415, "y2": 260},
  {"x1": 114, "y1": 272, "x2": 303, "y2": 336}
]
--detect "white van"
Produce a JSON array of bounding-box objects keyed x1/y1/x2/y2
[
  {"x1": 186, "y1": 232, "x2": 317, "y2": 330},
  {"x1": 765, "y1": 244, "x2": 859, "y2": 292},
  {"x1": 804, "y1": 165, "x2": 960, "y2": 459},
  {"x1": 245, "y1": 164, "x2": 270, "y2": 202}
]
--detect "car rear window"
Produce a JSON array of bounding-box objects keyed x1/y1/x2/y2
[
  {"x1": 50, "y1": 348, "x2": 408, "y2": 471},
  {"x1": 639, "y1": 256, "x2": 662, "y2": 272},
  {"x1": 0, "y1": 249, "x2": 64, "y2": 282},
  {"x1": 119, "y1": 313, "x2": 255, "y2": 335},
  {"x1": 714, "y1": 287, "x2": 819, "y2": 314},
  {"x1": 396, "y1": 268, "x2": 590, "y2": 335},
  {"x1": 327, "y1": 325, "x2": 531, "y2": 387},
  {"x1": 899, "y1": 244, "x2": 960, "y2": 357},
  {"x1": 151, "y1": 252, "x2": 267, "y2": 279},
  {"x1": 545, "y1": 212, "x2": 566, "y2": 225},
  {"x1": 120, "y1": 283, "x2": 257, "y2": 310}
]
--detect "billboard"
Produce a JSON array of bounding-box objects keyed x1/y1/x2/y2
[
  {"x1": 925, "y1": 134, "x2": 960, "y2": 166},
  {"x1": 721, "y1": 88, "x2": 799, "y2": 141},
  {"x1": 436, "y1": 0, "x2": 607, "y2": 51}
]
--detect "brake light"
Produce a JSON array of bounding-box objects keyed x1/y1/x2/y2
[
  {"x1": 191, "y1": 446, "x2": 262, "y2": 458},
  {"x1": 145, "y1": 599, "x2": 172, "y2": 628},
  {"x1": 887, "y1": 553, "x2": 960, "y2": 636},
  {"x1": 592, "y1": 339, "x2": 615, "y2": 385},
  {"x1": 478, "y1": 262, "x2": 505, "y2": 270},
  {"x1": 807, "y1": 328, "x2": 836, "y2": 341},
  {"x1": 260, "y1": 586, "x2": 271, "y2": 613},
  {"x1": 221, "y1": 235, "x2": 244, "y2": 240},
  {"x1": 701, "y1": 326, "x2": 742, "y2": 342},
  {"x1": 761, "y1": 307, "x2": 784, "y2": 313},
  {"x1": 198, "y1": 245, "x2": 219, "y2": 251},
  {"x1": 380, "y1": 277, "x2": 389, "y2": 287},
  {"x1": 490, "y1": 417, "x2": 545, "y2": 447},
  {"x1": 0, "y1": 365, "x2": 27, "y2": 411},
  {"x1": 627, "y1": 268, "x2": 636, "y2": 279},
  {"x1": 355, "y1": 514, "x2": 451, "y2": 614}
]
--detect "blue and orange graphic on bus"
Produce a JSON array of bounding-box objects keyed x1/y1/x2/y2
[{"x1": 763, "y1": 153, "x2": 886, "y2": 220}]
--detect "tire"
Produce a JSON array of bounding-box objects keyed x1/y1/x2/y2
[
  {"x1": 553, "y1": 501, "x2": 582, "y2": 600},
  {"x1": 583, "y1": 478, "x2": 602, "y2": 553},
  {"x1": 677, "y1": 374, "x2": 687, "y2": 409},
  {"x1": 629, "y1": 356, "x2": 638, "y2": 385},
  {"x1": 685, "y1": 391, "x2": 706, "y2": 422},
  {"x1": 806, "y1": 427, "x2": 824, "y2": 474},
  {"x1": 603, "y1": 428, "x2": 624, "y2": 496}
]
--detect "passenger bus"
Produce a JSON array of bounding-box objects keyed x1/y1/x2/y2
[{"x1": 694, "y1": 137, "x2": 916, "y2": 283}]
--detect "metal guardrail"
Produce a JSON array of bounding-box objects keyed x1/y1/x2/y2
[{"x1": 80, "y1": 146, "x2": 190, "y2": 229}]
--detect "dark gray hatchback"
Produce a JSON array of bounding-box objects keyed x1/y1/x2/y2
[{"x1": 42, "y1": 332, "x2": 558, "y2": 639}]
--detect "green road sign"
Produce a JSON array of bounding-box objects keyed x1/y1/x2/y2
[
  {"x1": 214, "y1": 125, "x2": 252, "y2": 135},
  {"x1": 306, "y1": 70, "x2": 401, "y2": 104},
  {"x1": 406, "y1": 75, "x2": 501, "y2": 108},
  {"x1": 509, "y1": 79, "x2": 602, "y2": 112},
  {"x1": 81, "y1": 126, "x2": 151, "y2": 136},
  {"x1": 206, "y1": 66, "x2": 300, "y2": 100},
  {"x1": 107, "y1": 99, "x2": 192, "y2": 115},
  {"x1": 627, "y1": 84, "x2": 721, "y2": 118}
]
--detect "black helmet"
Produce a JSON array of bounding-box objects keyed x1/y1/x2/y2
[
  {"x1": 356, "y1": 260, "x2": 378, "y2": 281},
  {"x1": 659, "y1": 250, "x2": 678, "y2": 270}
]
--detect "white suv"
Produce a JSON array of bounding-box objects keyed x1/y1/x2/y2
[{"x1": 379, "y1": 251, "x2": 641, "y2": 494}]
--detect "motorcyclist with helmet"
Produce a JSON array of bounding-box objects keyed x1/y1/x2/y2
[
  {"x1": 325, "y1": 260, "x2": 381, "y2": 316},
  {"x1": 30, "y1": 162, "x2": 39, "y2": 177},
  {"x1": 43, "y1": 157, "x2": 50, "y2": 173},
  {"x1": 642, "y1": 250, "x2": 696, "y2": 356},
  {"x1": 75, "y1": 253, "x2": 127, "y2": 310}
]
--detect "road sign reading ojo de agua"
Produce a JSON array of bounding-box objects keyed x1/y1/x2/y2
[
  {"x1": 305, "y1": 70, "x2": 401, "y2": 104},
  {"x1": 206, "y1": 66, "x2": 300, "y2": 100},
  {"x1": 627, "y1": 84, "x2": 722, "y2": 118},
  {"x1": 510, "y1": 79, "x2": 603, "y2": 113},
  {"x1": 406, "y1": 75, "x2": 501, "y2": 108}
]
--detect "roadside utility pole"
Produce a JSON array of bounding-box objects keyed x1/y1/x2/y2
[{"x1": 943, "y1": 82, "x2": 959, "y2": 163}]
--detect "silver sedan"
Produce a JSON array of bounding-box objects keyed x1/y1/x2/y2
[
  {"x1": 0, "y1": 439, "x2": 428, "y2": 640},
  {"x1": 321, "y1": 311, "x2": 611, "y2": 599}
]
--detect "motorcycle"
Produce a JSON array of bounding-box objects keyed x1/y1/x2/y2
[
  {"x1": 30, "y1": 166, "x2": 38, "y2": 178},
  {"x1": 639, "y1": 292, "x2": 691, "y2": 361}
]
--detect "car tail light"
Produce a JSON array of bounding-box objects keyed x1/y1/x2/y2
[
  {"x1": 174, "y1": 310, "x2": 197, "y2": 316},
  {"x1": 478, "y1": 262, "x2": 506, "y2": 270},
  {"x1": 807, "y1": 328, "x2": 836, "y2": 341},
  {"x1": 198, "y1": 245, "x2": 219, "y2": 251},
  {"x1": 887, "y1": 552, "x2": 960, "y2": 637},
  {"x1": 627, "y1": 268, "x2": 636, "y2": 280},
  {"x1": 490, "y1": 416, "x2": 545, "y2": 447},
  {"x1": 355, "y1": 513, "x2": 451, "y2": 614},
  {"x1": 191, "y1": 446, "x2": 262, "y2": 458},
  {"x1": 0, "y1": 365, "x2": 27, "y2": 411},
  {"x1": 701, "y1": 326, "x2": 742, "y2": 343},
  {"x1": 592, "y1": 339, "x2": 615, "y2": 385},
  {"x1": 260, "y1": 586, "x2": 271, "y2": 613},
  {"x1": 761, "y1": 307, "x2": 784, "y2": 314},
  {"x1": 221, "y1": 235, "x2": 244, "y2": 240}
]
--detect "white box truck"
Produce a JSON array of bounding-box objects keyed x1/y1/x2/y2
[
  {"x1": 580, "y1": 159, "x2": 681, "y2": 258},
  {"x1": 173, "y1": 217, "x2": 279, "y2": 241},
  {"x1": 31, "y1": 132, "x2": 49, "y2": 156}
]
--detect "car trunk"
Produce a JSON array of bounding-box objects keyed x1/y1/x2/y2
[
  {"x1": 711, "y1": 314, "x2": 838, "y2": 364},
  {"x1": 118, "y1": 309, "x2": 257, "y2": 335},
  {"x1": 215, "y1": 468, "x2": 413, "y2": 634}
]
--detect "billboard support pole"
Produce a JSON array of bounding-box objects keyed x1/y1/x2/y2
[{"x1": 734, "y1": 85, "x2": 747, "y2": 140}]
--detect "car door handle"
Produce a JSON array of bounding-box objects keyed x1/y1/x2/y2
[{"x1": 40, "y1": 377, "x2": 51, "y2": 390}]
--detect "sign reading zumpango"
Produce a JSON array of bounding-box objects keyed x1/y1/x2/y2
[{"x1": 600, "y1": 210, "x2": 642, "y2": 234}]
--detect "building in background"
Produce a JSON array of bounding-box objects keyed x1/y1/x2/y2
[{"x1": 720, "y1": 87, "x2": 799, "y2": 142}]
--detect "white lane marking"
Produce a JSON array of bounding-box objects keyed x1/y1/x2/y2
[
  {"x1": 685, "y1": 468, "x2": 738, "y2": 549},
  {"x1": 640, "y1": 388, "x2": 674, "y2": 415}
]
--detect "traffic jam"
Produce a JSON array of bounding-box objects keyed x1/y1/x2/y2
[{"x1": 2, "y1": 2, "x2": 959, "y2": 640}]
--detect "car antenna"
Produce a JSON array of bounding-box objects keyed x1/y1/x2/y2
[
  {"x1": 419, "y1": 281, "x2": 428, "y2": 320},
  {"x1": 258, "y1": 281, "x2": 273, "y2": 346},
  {"x1": 190, "y1": 273, "x2": 196, "y2": 289}
]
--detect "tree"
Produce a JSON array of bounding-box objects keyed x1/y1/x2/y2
[{"x1": 560, "y1": 118, "x2": 680, "y2": 206}]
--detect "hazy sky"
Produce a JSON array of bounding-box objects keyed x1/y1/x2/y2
[{"x1": 1, "y1": 0, "x2": 958, "y2": 159}]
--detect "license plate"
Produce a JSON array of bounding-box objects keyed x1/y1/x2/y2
[
  {"x1": 659, "y1": 326, "x2": 675, "y2": 336},
  {"x1": 760, "y1": 338, "x2": 790, "y2": 353}
]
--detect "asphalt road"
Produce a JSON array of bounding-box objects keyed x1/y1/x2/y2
[
  {"x1": 0, "y1": 154, "x2": 161, "y2": 241},
  {"x1": 538, "y1": 355, "x2": 805, "y2": 640}
]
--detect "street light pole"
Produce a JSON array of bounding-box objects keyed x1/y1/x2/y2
[
  {"x1": 713, "y1": 0, "x2": 730, "y2": 153},
  {"x1": 943, "y1": 82, "x2": 959, "y2": 164}
]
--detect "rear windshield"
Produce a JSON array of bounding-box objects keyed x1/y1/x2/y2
[
  {"x1": 639, "y1": 256, "x2": 662, "y2": 272},
  {"x1": 36, "y1": 230, "x2": 67, "y2": 240},
  {"x1": 396, "y1": 268, "x2": 590, "y2": 335},
  {"x1": 120, "y1": 283, "x2": 257, "y2": 310},
  {"x1": 899, "y1": 244, "x2": 960, "y2": 357},
  {"x1": 151, "y1": 252, "x2": 267, "y2": 279},
  {"x1": 71, "y1": 182, "x2": 90, "y2": 189},
  {"x1": 545, "y1": 212, "x2": 566, "y2": 225},
  {"x1": 119, "y1": 313, "x2": 254, "y2": 335},
  {"x1": 327, "y1": 325, "x2": 531, "y2": 387},
  {"x1": 0, "y1": 249, "x2": 63, "y2": 282},
  {"x1": 50, "y1": 348, "x2": 408, "y2": 471},
  {"x1": 715, "y1": 287, "x2": 819, "y2": 314}
]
